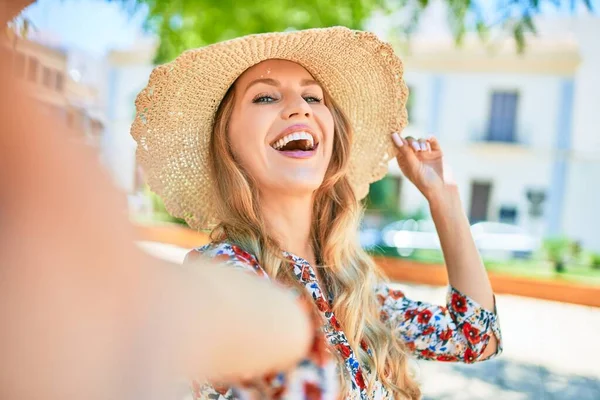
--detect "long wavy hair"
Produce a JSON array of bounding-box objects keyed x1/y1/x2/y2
[{"x1": 208, "y1": 83, "x2": 421, "y2": 399}]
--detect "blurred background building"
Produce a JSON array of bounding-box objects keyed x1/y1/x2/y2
[{"x1": 1, "y1": 35, "x2": 105, "y2": 146}]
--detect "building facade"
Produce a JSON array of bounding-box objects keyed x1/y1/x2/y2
[
  {"x1": 392, "y1": 15, "x2": 600, "y2": 251},
  {"x1": 1, "y1": 36, "x2": 104, "y2": 145}
]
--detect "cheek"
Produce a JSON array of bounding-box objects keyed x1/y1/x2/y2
[
  {"x1": 318, "y1": 110, "x2": 335, "y2": 158},
  {"x1": 227, "y1": 111, "x2": 269, "y2": 176}
]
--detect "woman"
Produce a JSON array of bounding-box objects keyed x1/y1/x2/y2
[{"x1": 132, "y1": 27, "x2": 502, "y2": 399}]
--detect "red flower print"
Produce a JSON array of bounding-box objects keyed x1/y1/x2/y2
[
  {"x1": 377, "y1": 293, "x2": 386, "y2": 305},
  {"x1": 272, "y1": 387, "x2": 286, "y2": 399},
  {"x1": 404, "y1": 309, "x2": 417, "y2": 320},
  {"x1": 381, "y1": 310, "x2": 390, "y2": 322},
  {"x1": 315, "y1": 296, "x2": 329, "y2": 312},
  {"x1": 232, "y1": 245, "x2": 259, "y2": 266},
  {"x1": 451, "y1": 292, "x2": 468, "y2": 314},
  {"x1": 420, "y1": 349, "x2": 436, "y2": 359},
  {"x1": 436, "y1": 354, "x2": 458, "y2": 362},
  {"x1": 439, "y1": 329, "x2": 452, "y2": 342},
  {"x1": 355, "y1": 369, "x2": 367, "y2": 390},
  {"x1": 464, "y1": 347, "x2": 477, "y2": 363},
  {"x1": 304, "y1": 382, "x2": 322, "y2": 400},
  {"x1": 423, "y1": 326, "x2": 435, "y2": 336},
  {"x1": 405, "y1": 341, "x2": 416, "y2": 351},
  {"x1": 213, "y1": 384, "x2": 229, "y2": 395},
  {"x1": 390, "y1": 289, "x2": 405, "y2": 300},
  {"x1": 417, "y1": 309, "x2": 432, "y2": 324},
  {"x1": 330, "y1": 315, "x2": 341, "y2": 329},
  {"x1": 301, "y1": 266, "x2": 311, "y2": 281},
  {"x1": 360, "y1": 339, "x2": 369, "y2": 352},
  {"x1": 336, "y1": 343, "x2": 352, "y2": 359},
  {"x1": 462, "y1": 322, "x2": 482, "y2": 345}
]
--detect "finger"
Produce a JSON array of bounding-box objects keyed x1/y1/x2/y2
[
  {"x1": 427, "y1": 135, "x2": 441, "y2": 152},
  {"x1": 404, "y1": 136, "x2": 422, "y2": 152},
  {"x1": 393, "y1": 134, "x2": 419, "y2": 165},
  {"x1": 417, "y1": 138, "x2": 428, "y2": 152}
]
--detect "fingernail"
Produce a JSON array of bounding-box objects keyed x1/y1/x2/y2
[
  {"x1": 412, "y1": 141, "x2": 421, "y2": 151},
  {"x1": 420, "y1": 142, "x2": 428, "y2": 151},
  {"x1": 392, "y1": 132, "x2": 403, "y2": 147}
]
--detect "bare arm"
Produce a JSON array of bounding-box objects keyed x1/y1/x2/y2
[
  {"x1": 0, "y1": 58, "x2": 315, "y2": 399},
  {"x1": 393, "y1": 133, "x2": 499, "y2": 359}
]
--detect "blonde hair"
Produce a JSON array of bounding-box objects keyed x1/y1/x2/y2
[{"x1": 209, "y1": 84, "x2": 421, "y2": 399}]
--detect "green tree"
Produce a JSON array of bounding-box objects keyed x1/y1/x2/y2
[{"x1": 115, "y1": 0, "x2": 593, "y2": 63}]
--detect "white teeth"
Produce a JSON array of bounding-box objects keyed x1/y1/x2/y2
[{"x1": 272, "y1": 131, "x2": 316, "y2": 150}]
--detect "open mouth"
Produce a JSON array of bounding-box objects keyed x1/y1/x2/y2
[{"x1": 270, "y1": 131, "x2": 318, "y2": 153}]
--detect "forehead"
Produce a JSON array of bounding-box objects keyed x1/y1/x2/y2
[{"x1": 234, "y1": 59, "x2": 317, "y2": 88}]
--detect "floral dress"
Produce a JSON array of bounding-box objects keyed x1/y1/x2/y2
[{"x1": 184, "y1": 242, "x2": 503, "y2": 400}]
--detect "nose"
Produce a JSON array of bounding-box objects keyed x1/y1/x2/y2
[{"x1": 281, "y1": 96, "x2": 312, "y2": 120}]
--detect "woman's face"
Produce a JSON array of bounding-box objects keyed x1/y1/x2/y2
[{"x1": 228, "y1": 59, "x2": 334, "y2": 196}]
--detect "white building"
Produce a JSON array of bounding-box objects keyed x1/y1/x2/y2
[
  {"x1": 99, "y1": 15, "x2": 600, "y2": 251},
  {"x1": 393, "y1": 14, "x2": 600, "y2": 251}
]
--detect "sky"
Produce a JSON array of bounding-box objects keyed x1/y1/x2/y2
[
  {"x1": 20, "y1": 0, "x2": 599, "y2": 57},
  {"x1": 22, "y1": 0, "x2": 152, "y2": 56}
]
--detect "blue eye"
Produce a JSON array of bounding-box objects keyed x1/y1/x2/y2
[
  {"x1": 252, "y1": 95, "x2": 277, "y2": 103},
  {"x1": 304, "y1": 96, "x2": 323, "y2": 104}
]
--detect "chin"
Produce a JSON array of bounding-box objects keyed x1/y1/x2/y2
[{"x1": 271, "y1": 176, "x2": 325, "y2": 195}]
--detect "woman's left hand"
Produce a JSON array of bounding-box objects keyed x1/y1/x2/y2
[{"x1": 392, "y1": 133, "x2": 449, "y2": 201}]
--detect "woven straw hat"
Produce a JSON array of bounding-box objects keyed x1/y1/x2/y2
[{"x1": 131, "y1": 26, "x2": 409, "y2": 230}]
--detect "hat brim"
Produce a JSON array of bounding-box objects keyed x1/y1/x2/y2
[{"x1": 131, "y1": 26, "x2": 408, "y2": 230}]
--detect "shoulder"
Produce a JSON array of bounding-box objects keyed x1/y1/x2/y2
[{"x1": 184, "y1": 242, "x2": 268, "y2": 279}]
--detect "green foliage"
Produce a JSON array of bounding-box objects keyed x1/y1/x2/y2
[
  {"x1": 364, "y1": 176, "x2": 402, "y2": 219},
  {"x1": 113, "y1": 0, "x2": 594, "y2": 63},
  {"x1": 543, "y1": 237, "x2": 572, "y2": 263},
  {"x1": 115, "y1": 0, "x2": 389, "y2": 63},
  {"x1": 591, "y1": 253, "x2": 600, "y2": 270}
]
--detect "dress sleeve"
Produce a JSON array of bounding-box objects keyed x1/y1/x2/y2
[
  {"x1": 185, "y1": 243, "x2": 339, "y2": 400},
  {"x1": 375, "y1": 283, "x2": 502, "y2": 363}
]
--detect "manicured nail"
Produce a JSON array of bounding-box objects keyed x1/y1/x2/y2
[
  {"x1": 392, "y1": 132, "x2": 403, "y2": 147},
  {"x1": 420, "y1": 142, "x2": 428, "y2": 151},
  {"x1": 411, "y1": 141, "x2": 421, "y2": 151}
]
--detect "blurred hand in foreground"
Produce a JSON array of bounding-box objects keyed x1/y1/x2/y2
[{"x1": 0, "y1": 26, "x2": 315, "y2": 400}]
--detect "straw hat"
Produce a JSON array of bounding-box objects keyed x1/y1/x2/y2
[{"x1": 131, "y1": 26, "x2": 409, "y2": 230}]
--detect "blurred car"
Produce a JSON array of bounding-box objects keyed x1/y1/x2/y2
[
  {"x1": 380, "y1": 219, "x2": 440, "y2": 257},
  {"x1": 470, "y1": 221, "x2": 542, "y2": 259}
]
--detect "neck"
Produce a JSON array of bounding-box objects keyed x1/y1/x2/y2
[{"x1": 259, "y1": 191, "x2": 316, "y2": 266}]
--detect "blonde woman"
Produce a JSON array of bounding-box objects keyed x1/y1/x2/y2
[{"x1": 132, "y1": 27, "x2": 502, "y2": 399}]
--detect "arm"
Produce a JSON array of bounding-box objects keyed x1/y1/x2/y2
[
  {"x1": 376, "y1": 284, "x2": 501, "y2": 363},
  {"x1": 428, "y1": 185, "x2": 499, "y2": 359},
  {"x1": 392, "y1": 133, "x2": 501, "y2": 360},
  {"x1": 0, "y1": 62, "x2": 321, "y2": 400}
]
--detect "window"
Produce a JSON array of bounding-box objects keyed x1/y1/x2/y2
[
  {"x1": 487, "y1": 91, "x2": 519, "y2": 143},
  {"x1": 42, "y1": 67, "x2": 53, "y2": 87},
  {"x1": 27, "y1": 57, "x2": 39, "y2": 82},
  {"x1": 55, "y1": 72, "x2": 64, "y2": 92}
]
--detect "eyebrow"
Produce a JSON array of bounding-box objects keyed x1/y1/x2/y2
[{"x1": 244, "y1": 78, "x2": 322, "y2": 93}]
